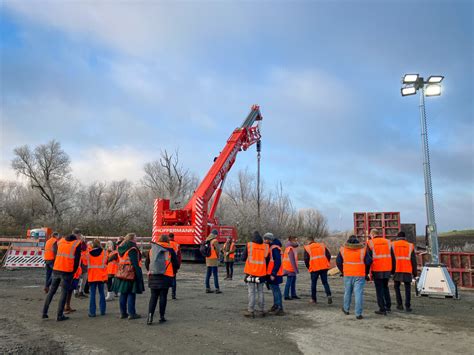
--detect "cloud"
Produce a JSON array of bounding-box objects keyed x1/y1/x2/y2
[{"x1": 71, "y1": 146, "x2": 151, "y2": 184}]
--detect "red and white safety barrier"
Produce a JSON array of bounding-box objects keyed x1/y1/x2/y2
[{"x1": 3, "y1": 248, "x2": 45, "y2": 268}]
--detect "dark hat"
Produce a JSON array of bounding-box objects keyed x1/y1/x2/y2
[
  {"x1": 347, "y1": 235, "x2": 359, "y2": 244},
  {"x1": 397, "y1": 231, "x2": 406, "y2": 239},
  {"x1": 211, "y1": 229, "x2": 219, "y2": 235}
]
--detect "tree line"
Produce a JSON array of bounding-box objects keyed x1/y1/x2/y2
[{"x1": 0, "y1": 140, "x2": 329, "y2": 242}]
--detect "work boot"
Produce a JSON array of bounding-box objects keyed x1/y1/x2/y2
[
  {"x1": 64, "y1": 306, "x2": 76, "y2": 314},
  {"x1": 328, "y1": 296, "x2": 333, "y2": 305},
  {"x1": 42, "y1": 314, "x2": 48, "y2": 319},
  {"x1": 284, "y1": 297, "x2": 292, "y2": 301},
  {"x1": 405, "y1": 307, "x2": 412, "y2": 312},
  {"x1": 341, "y1": 308, "x2": 349, "y2": 315},
  {"x1": 215, "y1": 289, "x2": 222, "y2": 294},
  {"x1": 205, "y1": 288, "x2": 213, "y2": 294},
  {"x1": 147, "y1": 313, "x2": 153, "y2": 325},
  {"x1": 243, "y1": 311, "x2": 255, "y2": 318},
  {"x1": 374, "y1": 310, "x2": 387, "y2": 316},
  {"x1": 120, "y1": 313, "x2": 128, "y2": 319},
  {"x1": 292, "y1": 296, "x2": 301, "y2": 300},
  {"x1": 268, "y1": 305, "x2": 278, "y2": 313},
  {"x1": 356, "y1": 315, "x2": 364, "y2": 320},
  {"x1": 159, "y1": 317, "x2": 167, "y2": 323},
  {"x1": 56, "y1": 315, "x2": 69, "y2": 322},
  {"x1": 397, "y1": 304, "x2": 404, "y2": 311},
  {"x1": 172, "y1": 293, "x2": 177, "y2": 300},
  {"x1": 274, "y1": 308, "x2": 285, "y2": 316},
  {"x1": 128, "y1": 314, "x2": 141, "y2": 320}
]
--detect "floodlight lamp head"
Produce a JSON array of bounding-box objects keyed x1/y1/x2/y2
[
  {"x1": 401, "y1": 85, "x2": 417, "y2": 96},
  {"x1": 427, "y1": 75, "x2": 444, "y2": 84},
  {"x1": 425, "y1": 84, "x2": 442, "y2": 97},
  {"x1": 402, "y1": 74, "x2": 419, "y2": 84}
]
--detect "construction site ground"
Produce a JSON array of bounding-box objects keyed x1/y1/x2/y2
[{"x1": 1, "y1": 263, "x2": 473, "y2": 354}]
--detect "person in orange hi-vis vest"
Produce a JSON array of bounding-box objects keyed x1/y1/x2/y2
[
  {"x1": 283, "y1": 236, "x2": 300, "y2": 300},
  {"x1": 42, "y1": 228, "x2": 82, "y2": 321},
  {"x1": 112, "y1": 233, "x2": 145, "y2": 320},
  {"x1": 242, "y1": 231, "x2": 269, "y2": 318},
  {"x1": 264, "y1": 233, "x2": 285, "y2": 316},
  {"x1": 75, "y1": 239, "x2": 90, "y2": 299},
  {"x1": 44, "y1": 232, "x2": 60, "y2": 293},
  {"x1": 304, "y1": 236, "x2": 332, "y2": 304},
  {"x1": 391, "y1": 231, "x2": 417, "y2": 312},
  {"x1": 336, "y1": 235, "x2": 372, "y2": 320},
  {"x1": 87, "y1": 239, "x2": 108, "y2": 317},
  {"x1": 222, "y1": 235, "x2": 236, "y2": 280},
  {"x1": 145, "y1": 234, "x2": 179, "y2": 325},
  {"x1": 205, "y1": 229, "x2": 221, "y2": 294},
  {"x1": 168, "y1": 233, "x2": 182, "y2": 299},
  {"x1": 105, "y1": 240, "x2": 119, "y2": 301},
  {"x1": 367, "y1": 230, "x2": 393, "y2": 315}
]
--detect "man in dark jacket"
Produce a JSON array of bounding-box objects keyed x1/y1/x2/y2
[
  {"x1": 336, "y1": 235, "x2": 372, "y2": 319},
  {"x1": 42, "y1": 228, "x2": 82, "y2": 321},
  {"x1": 391, "y1": 232, "x2": 417, "y2": 312},
  {"x1": 264, "y1": 233, "x2": 285, "y2": 316},
  {"x1": 242, "y1": 231, "x2": 268, "y2": 318},
  {"x1": 367, "y1": 230, "x2": 392, "y2": 315},
  {"x1": 304, "y1": 236, "x2": 333, "y2": 304}
]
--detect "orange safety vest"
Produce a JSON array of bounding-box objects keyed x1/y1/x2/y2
[
  {"x1": 304, "y1": 242, "x2": 330, "y2": 272},
  {"x1": 106, "y1": 250, "x2": 118, "y2": 275},
  {"x1": 392, "y1": 240, "x2": 414, "y2": 274},
  {"x1": 53, "y1": 239, "x2": 81, "y2": 273},
  {"x1": 149, "y1": 242, "x2": 174, "y2": 277},
  {"x1": 367, "y1": 238, "x2": 392, "y2": 272},
  {"x1": 44, "y1": 238, "x2": 57, "y2": 261},
  {"x1": 282, "y1": 246, "x2": 298, "y2": 273},
  {"x1": 267, "y1": 245, "x2": 284, "y2": 276},
  {"x1": 224, "y1": 241, "x2": 236, "y2": 261},
  {"x1": 87, "y1": 250, "x2": 108, "y2": 282},
  {"x1": 244, "y1": 242, "x2": 269, "y2": 277},
  {"x1": 340, "y1": 246, "x2": 366, "y2": 277},
  {"x1": 169, "y1": 240, "x2": 180, "y2": 254},
  {"x1": 206, "y1": 239, "x2": 218, "y2": 260}
]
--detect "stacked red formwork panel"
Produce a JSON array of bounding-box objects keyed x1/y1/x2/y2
[
  {"x1": 417, "y1": 252, "x2": 474, "y2": 288},
  {"x1": 353, "y1": 212, "x2": 401, "y2": 240}
]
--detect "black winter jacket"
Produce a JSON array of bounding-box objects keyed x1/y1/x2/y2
[{"x1": 145, "y1": 244, "x2": 179, "y2": 289}]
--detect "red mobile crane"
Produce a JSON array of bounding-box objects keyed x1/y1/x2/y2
[{"x1": 151, "y1": 105, "x2": 263, "y2": 260}]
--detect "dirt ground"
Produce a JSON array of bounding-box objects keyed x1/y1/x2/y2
[{"x1": 1, "y1": 264, "x2": 473, "y2": 354}]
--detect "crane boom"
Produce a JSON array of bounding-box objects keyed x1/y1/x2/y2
[{"x1": 152, "y1": 105, "x2": 263, "y2": 260}]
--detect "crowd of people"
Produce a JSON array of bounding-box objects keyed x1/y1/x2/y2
[{"x1": 41, "y1": 227, "x2": 417, "y2": 323}]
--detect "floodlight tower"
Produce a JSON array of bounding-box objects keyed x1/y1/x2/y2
[{"x1": 401, "y1": 74, "x2": 458, "y2": 298}]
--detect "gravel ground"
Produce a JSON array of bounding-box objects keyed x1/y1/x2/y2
[{"x1": 0, "y1": 263, "x2": 473, "y2": 354}]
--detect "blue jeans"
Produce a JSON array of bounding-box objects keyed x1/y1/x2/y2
[
  {"x1": 205, "y1": 266, "x2": 219, "y2": 290},
  {"x1": 343, "y1": 276, "x2": 366, "y2": 316},
  {"x1": 270, "y1": 283, "x2": 283, "y2": 310},
  {"x1": 89, "y1": 282, "x2": 106, "y2": 316},
  {"x1": 119, "y1": 292, "x2": 136, "y2": 316},
  {"x1": 284, "y1": 275, "x2": 297, "y2": 298},
  {"x1": 311, "y1": 270, "x2": 332, "y2": 301},
  {"x1": 45, "y1": 262, "x2": 54, "y2": 288}
]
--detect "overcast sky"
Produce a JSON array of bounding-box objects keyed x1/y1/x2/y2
[{"x1": 1, "y1": 1, "x2": 473, "y2": 232}]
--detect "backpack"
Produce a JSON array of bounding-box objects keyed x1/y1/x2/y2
[
  {"x1": 200, "y1": 240, "x2": 212, "y2": 257},
  {"x1": 149, "y1": 244, "x2": 168, "y2": 275}
]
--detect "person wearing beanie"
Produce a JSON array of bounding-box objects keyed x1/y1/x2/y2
[
  {"x1": 391, "y1": 231, "x2": 417, "y2": 312},
  {"x1": 222, "y1": 235, "x2": 236, "y2": 280},
  {"x1": 264, "y1": 233, "x2": 285, "y2": 316},
  {"x1": 283, "y1": 236, "x2": 300, "y2": 300},
  {"x1": 205, "y1": 229, "x2": 222, "y2": 294},
  {"x1": 336, "y1": 235, "x2": 372, "y2": 320}
]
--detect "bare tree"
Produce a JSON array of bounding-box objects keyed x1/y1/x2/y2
[
  {"x1": 11, "y1": 140, "x2": 73, "y2": 223},
  {"x1": 142, "y1": 149, "x2": 198, "y2": 207}
]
